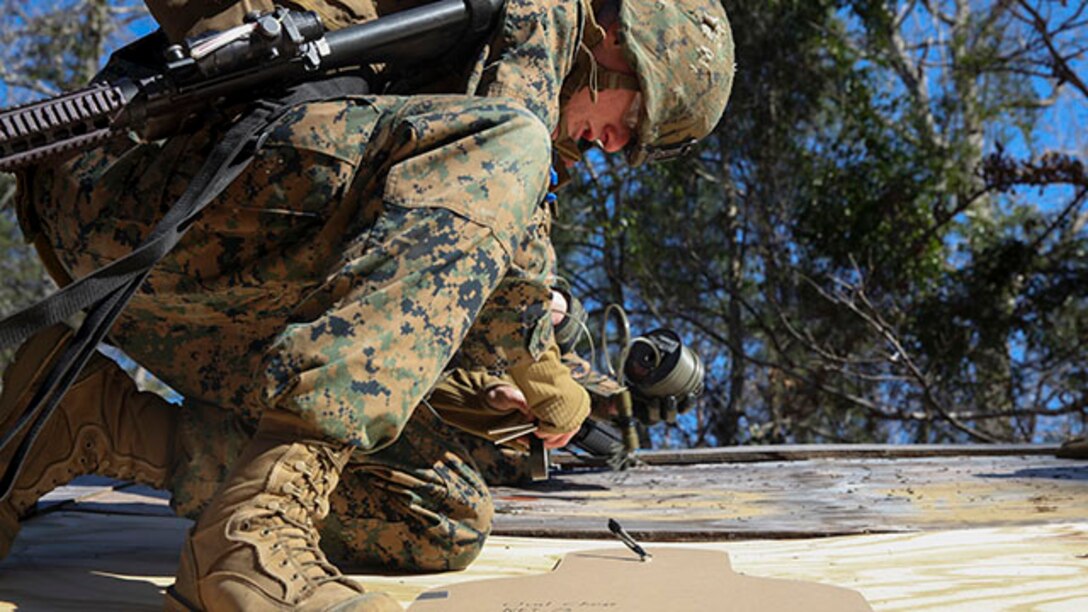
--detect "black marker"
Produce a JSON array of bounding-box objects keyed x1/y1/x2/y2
[{"x1": 608, "y1": 518, "x2": 652, "y2": 562}]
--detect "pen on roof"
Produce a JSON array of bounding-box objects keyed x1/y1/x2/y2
[{"x1": 608, "y1": 518, "x2": 652, "y2": 562}]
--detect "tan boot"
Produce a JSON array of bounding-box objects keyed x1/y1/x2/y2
[
  {"x1": 0, "y1": 323, "x2": 177, "y2": 559},
  {"x1": 165, "y1": 409, "x2": 401, "y2": 611}
]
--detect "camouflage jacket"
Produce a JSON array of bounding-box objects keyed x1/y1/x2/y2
[{"x1": 142, "y1": 0, "x2": 592, "y2": 427}]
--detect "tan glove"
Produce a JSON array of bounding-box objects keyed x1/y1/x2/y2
[
  {"x1": 505, "y1": 342, "x2": 590, "y2": 436},
  {"x1": 428, "y1": 343, "x2": 591, "y2": 445}
]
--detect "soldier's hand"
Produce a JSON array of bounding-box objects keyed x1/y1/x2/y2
[
  {"x1": 550, "y1": 290, "x2": 569, "y2": 327},
  {"x1": 538, "y1": 429, "x2": 577, "y2": 449},
  {"x1": 484, "y1": 383, "x2": 530, "y2": 413},
  {"x1": 484, "y1": 383, "x2": 579, "y2": 449}
]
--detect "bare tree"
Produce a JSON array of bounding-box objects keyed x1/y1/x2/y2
[{"x1": 557, "y1": 0, "x2": 1088, "y2": 446}]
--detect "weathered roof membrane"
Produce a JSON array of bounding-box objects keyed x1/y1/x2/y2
[{"x1": 1, "y1": 445, "x2": 1086, "y2": 610}]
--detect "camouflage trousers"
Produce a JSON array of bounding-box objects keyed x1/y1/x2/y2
[
  {"x1": 172, "y1": 398, "x2": 530, "y2": 571},
  {"x1": 24, "y1": 93, "x2": 554, "y2": 452}
]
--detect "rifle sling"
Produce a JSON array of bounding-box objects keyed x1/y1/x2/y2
[{"x1": 0, "y1": 75, "x2": 370, "y2": 499}]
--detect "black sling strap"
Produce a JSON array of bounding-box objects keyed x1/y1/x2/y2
[{"x1": 0, "y1": 75, "x2": 370, "y2": 499}]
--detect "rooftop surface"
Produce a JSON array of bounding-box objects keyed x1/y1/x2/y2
[{"x1": 1, "y1": 445, "x2": 1086, "y2": 610}]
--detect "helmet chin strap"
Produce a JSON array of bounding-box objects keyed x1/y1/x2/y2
[
  {"x1": 567, "y1": 0, "x2": 607, "y2": 103},
  {"x1": 587, "y1": 43, "x2": 601, "y2": 103},
  {"x1": 553, "y1": 132, "x2": 583, "y2": 167}
]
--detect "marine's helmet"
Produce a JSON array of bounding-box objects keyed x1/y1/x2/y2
[{"x1": 615, "y1": 0, "x2": 736, "y2": 165}]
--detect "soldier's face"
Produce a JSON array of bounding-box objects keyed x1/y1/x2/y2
[
  {"x1": 561, "y1": 87, "x2": 640, "y2": 153},
  {"x1": 559, "y1": 19, "x2": 640, "y2": 154}
]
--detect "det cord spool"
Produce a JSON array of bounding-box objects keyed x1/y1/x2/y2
[
  {"x1": 601, "y1": 305, "x2": 705, "y2": 404},
  {"x1": 622, "y1": 329, "x2": 705, "y2": 400},
  {"x1": 545, "y1": 297, "x2": 707, "y2": 462}
]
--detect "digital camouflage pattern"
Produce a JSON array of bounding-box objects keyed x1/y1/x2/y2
[
  {"x1": 25, "y1": 0, "x2": 589, "y2": 438},
  {"x1": 169, "y1": 357, "x2": 618, "y2": 569},
  {"x1": 170, "y1": 397, "x2": 256, "y2": 521},
  {"x1": 27, "y1": 95, "x2": 551, "y2": 451},
  {"x1": 618, "y1": 0, "x2": 735, "y2": 164},
  {"x1": 458, "y1": 202, "x2": 559, "y2": 371},
  {"x1": 0, "y1": 345, "x2": 531, "y2": 570},
  {"x1": 562, "y1": 351, "x2": 627, "y2": 407},
  {"x1": 16, "y1": 0, "x2": 589, "y2": 574},
  {"x1": 168, "y1": 364, "x2": 609, "y2": 570},
  {"x1": 171, "y1": 395, "x2": 529, "y2": 570},
  {"x1": 320, "y1": 407, "x2": 496, "y2": 571},
  {"x1": 18, "y1": 0, "x2": 586, "y2": 447},
  {"x1": 12, "y1": 0, "x2": 736, "y2": 578}
]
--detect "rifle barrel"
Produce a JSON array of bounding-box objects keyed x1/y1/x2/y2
[
  {"x1": 0, "y1": 82, "x2": 135, "y2": 173},
  {"x1": 324, "y1": 0, "x2": 480, "y2": 68}
]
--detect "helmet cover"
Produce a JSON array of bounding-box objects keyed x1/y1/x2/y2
[{"x1": 618, "y1": 0, "x2": 735, "y2": 164}]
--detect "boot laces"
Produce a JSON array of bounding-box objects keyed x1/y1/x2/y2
[{"x1": 258, "y1": 447, "x2": 348, "y2": 596}]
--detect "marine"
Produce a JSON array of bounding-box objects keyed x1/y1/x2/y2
[
  {"x1": 0, "y1": 0, "x2": 735, "y2": 609},
  {"x1": 0, "y1": 293, "x2": 626, "y2": 570}
]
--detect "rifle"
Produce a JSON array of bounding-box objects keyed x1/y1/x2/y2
[{"x1": 0, "y1": 0, "x2": 505, "y2": 173}]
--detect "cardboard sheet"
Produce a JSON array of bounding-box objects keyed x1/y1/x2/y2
[{"x1": 409, "y1": 547, "x2": 872, "y2": 611}]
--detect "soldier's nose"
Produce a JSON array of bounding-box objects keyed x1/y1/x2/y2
[{"x1": 599, "y1": 125, "x2": 630, "y2": 153}]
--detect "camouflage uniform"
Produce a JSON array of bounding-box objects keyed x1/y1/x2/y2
[
  {"x1": 169, "y1": 355, "x2": 608, "y2": 571},
  {"x1": 10, "y1": 0, "x2": 734, "y2": 590},
  {"x1": 17, "y1": 0, "x2": 594, "y2": 573},
  {"x1": 321, "y1": 350, "x2": 617, "y2": 569},
  {"x1": 171, "y1": 394, "x2": 507, "y2": 572},
  {"x1": 22, "y1": 0, "x2": 583, "y2": 451}
]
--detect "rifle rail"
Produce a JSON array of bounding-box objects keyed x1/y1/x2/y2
[{"x1": 0, "y1": 83, "x2": 129, "y2": 172}]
